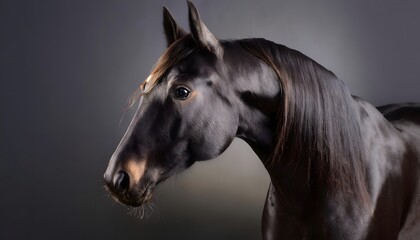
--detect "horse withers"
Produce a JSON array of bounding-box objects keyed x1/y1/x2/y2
[{"x1": 104, "y1": 2, "x2": 420, "y2": 239}]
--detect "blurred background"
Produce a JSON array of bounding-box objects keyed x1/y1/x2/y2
[{"x1": 1, "y1": 0, "x2": 419, "y2": 239}]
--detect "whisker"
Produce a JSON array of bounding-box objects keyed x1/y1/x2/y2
[
  {"x1": 140, "y1": 205, "x2": 145, "y2": 219},
  {"x1": 119, "y1": 112, "x2": 126, "y2": 126},
  {"x1": 127, "y1": 207, "x2": 135, "y2": 217},
  {"x1": 146, "y1": 202, "x2": 155, "y2": 219}
]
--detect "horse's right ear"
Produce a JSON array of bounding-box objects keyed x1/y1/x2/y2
[
  {"x1": 163, "y1": 6, "x2": 187, "y2": 47},
  {"x1": 187, "y1": 1, "x2": 223, "y2": 58}
]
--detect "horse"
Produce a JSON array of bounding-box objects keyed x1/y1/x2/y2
[{"x1": 104, "y1": 1, "x2": 420, "y2": 239}]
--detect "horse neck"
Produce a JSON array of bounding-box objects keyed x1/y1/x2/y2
[
  {"x1": 225, "y1": 40, "x2": 373, "y2": 202},
  {"x1": 229, "y1": 45, "x2": 406, "y2": 208},
  {"x1": 225, "y1": 44, "x2": 328, "y2": 218},
  {"x1": 223, "y1": 42, "x2": 281, "y2": 161}
]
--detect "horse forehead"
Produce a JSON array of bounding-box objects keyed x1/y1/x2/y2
[
  {"x1": 180, "y1": 51, "x2": 219, "y2": 72},
  {"x1": 165, "y1": 64, "x2": 218, "y2": 87}
]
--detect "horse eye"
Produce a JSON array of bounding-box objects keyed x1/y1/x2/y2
[{"x1": 174, "y1": 86, "x2": 190, "y2": 100}]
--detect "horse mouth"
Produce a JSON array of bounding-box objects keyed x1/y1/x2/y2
[{"x1": 105, "y1": 184, "x2": 154, "y2": 207}]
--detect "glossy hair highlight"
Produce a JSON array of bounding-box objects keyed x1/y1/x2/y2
[{"x1": 240, "y1": 38, "x2": 370, "y2": 206}]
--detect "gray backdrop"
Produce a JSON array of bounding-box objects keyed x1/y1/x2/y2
[{"x1": 1, "y1": 0, "x2": 419, "y2": 239}]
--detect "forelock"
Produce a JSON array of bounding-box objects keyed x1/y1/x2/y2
[{"x1": 127, "y1": 35, "x2": 197, "y2": 108}]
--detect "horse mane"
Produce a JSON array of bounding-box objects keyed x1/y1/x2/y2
[{"x1": 239, "y1": 38, "x2": 369, "y2": 204}]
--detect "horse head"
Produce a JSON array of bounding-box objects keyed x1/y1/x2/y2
[{"x1": 103, "y1": 2, "x2": 242, "y2": 207}]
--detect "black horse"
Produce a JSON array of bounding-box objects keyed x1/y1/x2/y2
[{"x1": 104, "y1": 2, "x2": 420, "y2": 239}]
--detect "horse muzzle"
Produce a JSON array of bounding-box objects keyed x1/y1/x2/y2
[{"x1": 103, "y1": 159, "x2": 156, "y2": 207}]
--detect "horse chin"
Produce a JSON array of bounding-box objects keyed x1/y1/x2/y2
[
  {"x1": 121, "y1": 194, "x2": 153, "y2": 207},
  {"x1": 106, "y1": 184, "x2": 154, "y2": 207}
]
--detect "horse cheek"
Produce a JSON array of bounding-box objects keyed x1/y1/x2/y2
[{"x1": 206, "y1": 109, "x2": 238, "y2": 159}]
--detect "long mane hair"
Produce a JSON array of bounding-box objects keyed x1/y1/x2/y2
[{"x1": 240, "y1": 39, "x2": 369, "y2": 204}]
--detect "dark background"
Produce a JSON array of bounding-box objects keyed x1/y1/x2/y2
[{"x1": 1, "y1": 0, "x2": 419, "y2": 239}]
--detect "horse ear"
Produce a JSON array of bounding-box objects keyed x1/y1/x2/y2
[
  {"x1": 163, "y1": 6, "x2": 187, "y2": 47},
  {"x1": 187, "y1": 1, "x2": 223, "y2": 57}
]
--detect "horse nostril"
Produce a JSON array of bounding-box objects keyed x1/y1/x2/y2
[{"x1": 113, "y1": 171, "x2": 130, "y2": 194}]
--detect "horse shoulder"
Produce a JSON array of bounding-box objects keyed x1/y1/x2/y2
[{"x1": 377, "y1": 103, "x2": 420, "y2": 239}]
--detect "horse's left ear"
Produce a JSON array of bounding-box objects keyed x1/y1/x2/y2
[{"x1": 187, "y1": 1, "x2": 223, "y2": 58}]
